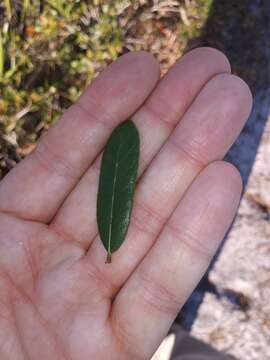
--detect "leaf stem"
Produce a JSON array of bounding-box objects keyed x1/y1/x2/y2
[
  {"x1": 4, "y1": 0, "x2": 12, "y2": 20},
  {"x1": 105, "y1": 252, "x2": 112, "y2": 264}
]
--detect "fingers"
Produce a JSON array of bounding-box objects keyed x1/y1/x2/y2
[
  {"x1": 0, "y1": 52, "x2": 160, "y2": 222},
  {"x1": 51, "y1": 47, "x2": 231, "y2": 246},
  {"x1": 110, "y1": 161, "x2": 242, "y2": 359},
  {"x1": 81, "y1": 72, "x2": 252, "y2": 299}
]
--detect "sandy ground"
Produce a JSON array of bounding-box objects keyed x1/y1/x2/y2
[{"x1": 191, "y1": 103, "x2": 270, "y2": 358}]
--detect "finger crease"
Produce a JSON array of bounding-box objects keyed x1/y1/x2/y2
[
  {"x1": 142, "y1": 101, "x2": 177, "y2": 130},
  {"x1": 169, "y1": 136, "x2": 206, "y2": 169},
  {"x1": 84, "y1": 260, "x2": 118, "y2": 299},
  {"x1": 166, "y1": 222, "x2": 213, "y2": 260},
  {"x1": 138, "y1": 272, "x2": 182, "y2": 316},
  {"x1": 131, "y1": 198, "x2": 164, "y2": 237},
  {"x1": 73, "y1": 100, "x2": 110, "y2": 131},
  {"x1": 34, "y1": 141, "x2": 77, "y2": 180}
]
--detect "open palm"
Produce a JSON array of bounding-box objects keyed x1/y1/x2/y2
[{"x1": 0, "y1": 48, "x2": 252, "y2": 360}]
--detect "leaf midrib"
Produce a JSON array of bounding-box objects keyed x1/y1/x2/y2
[{"x1": 107, "y1": 140, "x2": 122, "y2": 255}]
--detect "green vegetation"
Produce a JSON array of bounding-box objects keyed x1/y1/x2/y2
[
  {"x1": 179, "y1": 0, "x2": 213, "y2": 39},
  {"x1": 0, "y1": 0, "x2": 212, "y2": 177}
]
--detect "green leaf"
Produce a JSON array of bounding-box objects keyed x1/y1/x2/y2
[{"x1": 97, "y1": 119, "x2": 139, "y2": 263}]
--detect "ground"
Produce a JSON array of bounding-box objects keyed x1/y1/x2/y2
[{"x1": 192, "y1": 112, "x2": 270, "y2": 359}]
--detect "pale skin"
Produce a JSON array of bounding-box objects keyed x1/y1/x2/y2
[{"x1": 0, "y1": 48, "x2": 252, "y2": 359}]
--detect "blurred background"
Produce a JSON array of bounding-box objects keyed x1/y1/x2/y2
[{"x1": 0, "y1": 1, "x2": 270, "y2": 359}]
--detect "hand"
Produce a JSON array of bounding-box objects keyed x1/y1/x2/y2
[{"x1": 0, "y1": 48, "x2": 252, "y2": 360}]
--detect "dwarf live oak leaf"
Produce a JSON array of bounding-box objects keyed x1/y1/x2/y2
[{"x1": 97, "y1": 120, "x2": 139, "y2": 263}]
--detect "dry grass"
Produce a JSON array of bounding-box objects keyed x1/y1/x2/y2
[{"x1": 0, "y1": 0, "x2": 212, "y2": 177}]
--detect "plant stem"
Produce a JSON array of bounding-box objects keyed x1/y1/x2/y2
[
  {"x1": 0, "y1": 31, "x2": 4, "y2": 79},
  {"x1": 22, "y1": 0, "x2": 30, "y2": 19},
  {"x1": 4, "y1": 0, "x2": 12, "y2": 21},
  {"x1": 105, "y1": 252, "x2": 112, "y2": 264}
]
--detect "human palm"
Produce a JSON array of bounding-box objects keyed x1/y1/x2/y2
[{"x1": 0, "y1": 48, "x2": 252, "y2": 359}]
